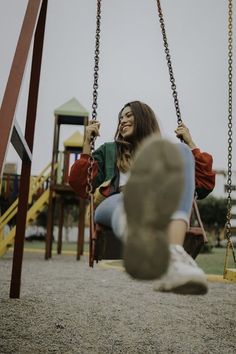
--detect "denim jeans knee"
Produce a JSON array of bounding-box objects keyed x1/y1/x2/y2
[{"x1": 171, "y1": 143, "x2": 195, "y2": 224}]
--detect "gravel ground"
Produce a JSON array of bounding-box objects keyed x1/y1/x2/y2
[{"x1": 0, "y1": 251, "x2": 236, "y2": 354}]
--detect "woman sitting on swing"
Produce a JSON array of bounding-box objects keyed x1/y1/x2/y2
[{"x1": 69, "y1": 100, "x2": 215, "y2": 295}]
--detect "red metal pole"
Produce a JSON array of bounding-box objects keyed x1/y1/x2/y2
[
  {"x1": 0, "y1": 0, "x2": 43, "y2": 176},
  {"x1": 10, "y1": 0, "x2": 48, "y2": 299}
]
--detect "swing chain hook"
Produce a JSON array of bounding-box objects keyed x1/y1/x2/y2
[
  {"x1": 225, "y1": 0, "x2": 233, "y2": 242},
  {"x1": 156, "y1": 0, "x2": 182, "y2": 126},
  {"x1": 86, "y1": 0, "x2": 102, "y2": 196}
]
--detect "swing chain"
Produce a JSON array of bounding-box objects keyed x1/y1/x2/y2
[
  {"x1": 156, "y1": 0, "x2": 182, "y2": 126},
  {"x1": 86, "y1": 156, "x2": 95, "y2": 195},
  {"x1": 86, "y1": 0, "x2": 102, "y2": 196},
  {"x1": 91, "y1": 0, "x2": 101, "y2": 124},
  {"x1": 225, "y1": 0, "x2": 233, "y2": 242}
]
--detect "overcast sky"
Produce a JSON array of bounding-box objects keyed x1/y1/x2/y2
[{"x1": 0, "y1": 0, "x2": 235, "y2": 195}]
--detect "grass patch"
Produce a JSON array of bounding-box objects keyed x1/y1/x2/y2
[
  {"x1": 196, "y1": 247, "x2": 235, "y2": 275},
  {"x1": 24, "y1": 241, "x2": 88, "y2": 253}
]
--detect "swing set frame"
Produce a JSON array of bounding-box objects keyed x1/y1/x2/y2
[
  {"x1": 87, "y1": 0, "x2": 236, "y2": 282},
  {"x1": 0, "y1": 0, "x2": 234, "y2": 299}
]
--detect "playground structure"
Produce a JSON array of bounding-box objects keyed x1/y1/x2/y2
[
  {"x1": 0, "y1": 97, "x2": 88, "y2": 260},
  {"x1": 0, "y1": 163, "x2": 50, "y2": 257},
  {"x1": 0, "y1": 0, "x2": 235, "y2": 300}
]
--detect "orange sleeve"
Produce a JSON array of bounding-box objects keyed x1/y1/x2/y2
[
  {"x1": 68, "y1": 154, "x2": 98, "y2": 199},
  {"x1": 192, "y1": 148, "x2": 216, "y2": 198}
]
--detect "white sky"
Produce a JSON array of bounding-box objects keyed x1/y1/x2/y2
[{"x1": 0, "y1": 0, "x2": 235, "y2": 197}]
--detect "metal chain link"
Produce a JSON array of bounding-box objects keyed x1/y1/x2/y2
[
  {"x1": 86, "y1": 0, "x2": 101, "y2": 196},
  {"x1": 225, "y1": 0, "x2": 233, "y2": 243},
  {"x1": 156, "y1": 0, "x2": 182, "y2": 125}
]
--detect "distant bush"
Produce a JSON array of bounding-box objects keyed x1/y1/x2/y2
[
  {"x1": 197, "y1": 196, "x2": 227, "y2": 230},
  {"x1": 197, "y1": 196, "x2": 228, "y2": 250}
]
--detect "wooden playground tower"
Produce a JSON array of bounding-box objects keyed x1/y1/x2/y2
[
  {"x1": 45, "y1": 98, "x2": 88, "y2": 261},
  {"x1": 0, "y1": 97, "x2": 88, "y2": 261}
]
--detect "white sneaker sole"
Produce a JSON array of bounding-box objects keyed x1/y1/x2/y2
[
  {"x1": 123, "y1": 137, "x2": 184, "y2": 280},
  {"x1": 154, "y1": 279, "x2": 208, "y2": 295}
]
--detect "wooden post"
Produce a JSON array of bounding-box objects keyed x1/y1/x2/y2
[
  {"x1": 57, "y1": 198, "x2": 64, "y2": 254},
  {"x1": 77, "y1": 199, "x2": 85, "y2": 260},
  {"x1": 45, "y1": 119, "x2": 60, "y2": 259}
]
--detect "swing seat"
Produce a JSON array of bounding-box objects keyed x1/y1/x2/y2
[
  {"x1": 184, "y1": 227, "x2": 206, "y2": 259},
  {"x1": 89, "y1": 223, "x2": 123, "y2": 267},
  {"x1": 89, "y1": 210, "x2": 207, "y2": 267}
]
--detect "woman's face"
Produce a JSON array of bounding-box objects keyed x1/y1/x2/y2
[{"x1": 119, "y1": 106, "x2": 135, "y2": 139}]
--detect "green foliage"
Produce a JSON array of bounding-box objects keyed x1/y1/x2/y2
[
  {"x1": 197, "y1": 196, "x2": 227, "y2": 229},
  {"x1": 196, "y1": 247, "x2": 234, "y2": 275}
]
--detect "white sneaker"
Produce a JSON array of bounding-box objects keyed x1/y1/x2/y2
[{"x1": 153, "y1": 245, "x2": 208, "y2": 295}]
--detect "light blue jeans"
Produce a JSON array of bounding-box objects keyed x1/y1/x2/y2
[{"x1": 94, "y1": 143, "x2": 195, "y2": 240}]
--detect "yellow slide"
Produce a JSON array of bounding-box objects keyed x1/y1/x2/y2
[{"x1": 0, "y1": 164, "x2": 52, "y2": 257}]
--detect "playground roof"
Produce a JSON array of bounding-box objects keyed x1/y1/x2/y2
[
  {"x1": 54, "y1": 97, "x2": 89, "y2": 118},
  {"x1": 63, "y1": 131, "x2": 84, "y2": 148}
]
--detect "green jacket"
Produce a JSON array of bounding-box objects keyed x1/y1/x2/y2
[
  {"x1": 92, "y1": 142, "x2": 118, "y2": 189},
  {"x1": 69, "y1": 141, "x2": 215, "y2": 200}
]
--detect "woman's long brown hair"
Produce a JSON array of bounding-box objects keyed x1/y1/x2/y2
[{"x1": 115, "y1": 101, "x2": 161, "y2": 172}]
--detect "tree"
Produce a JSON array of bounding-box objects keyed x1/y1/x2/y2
[
  {"x1": 197, "y1": 196, "x2": 228, "y2": 248},
  {"x1": 197, "y1": 196, "x2": 227, "y2": 229}
]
